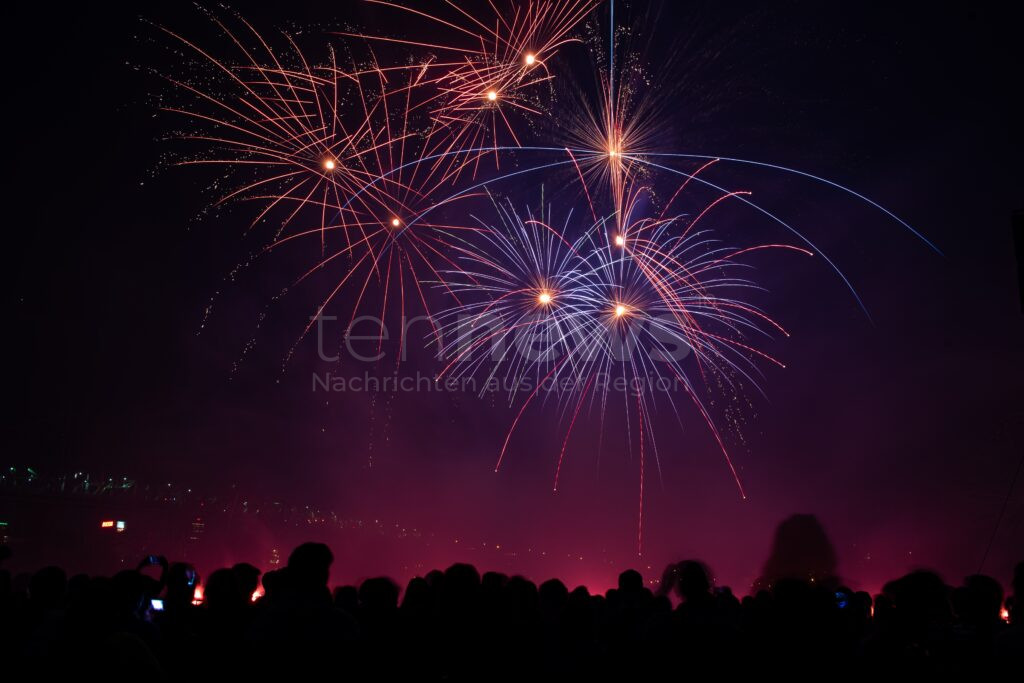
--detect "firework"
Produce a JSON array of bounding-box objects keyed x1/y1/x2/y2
[
  {"x1": 340, "y1": 0, "x2": 600, "y2": 174},
  {"x1": 157, "y1": 10, "x2": 482, "y2": 357},
  {"x1": 435, "y1": 190, "x2": 812, "y2": 552},
  {"x1": 157, "y1": 0, "x2": 936, "y2": 553}
]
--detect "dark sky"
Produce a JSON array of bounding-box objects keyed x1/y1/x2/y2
[{"x1": 5, "y1": 1, "x2": 1023, "y2": 592}]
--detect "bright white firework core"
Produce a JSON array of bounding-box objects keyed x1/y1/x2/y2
[
  {"x1": 323, "y1": 159, "x2": 336, "y2": 170},
  {"x1": 525, "y1": 53, "x2": 536, "y2": 65},
  {"x1": 614, "y1": 304, "x2": 627, "y2": 317},
  {"x1": 390, "y1": 217, "x2": 401, "y2": 227},
  {"x1": 538, "y1": 291, "x2": 552, "y2": 305},
  {"x1": 614, "y1": 235, "x2": 625, "y2": 247},
  {"x1": 486, "y1": 90, "x2": 498, "y2": 101}
]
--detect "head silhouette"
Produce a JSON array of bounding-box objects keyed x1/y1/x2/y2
[
  {"x1": 675, "y1": 561, "x2": 712, "y2": 602},
  {"x1": 618, "y1": 569, "x2": 643, "y2": 593},
  {"x1": 287, "y1": 542, "x2": 334, "y2": 600},
  {"x1": 164, "y1": 563, "x2": 199, "y2": 611},
  {"x1": 883, "y1": 570, "x2": 952, "y2": 631},
  {"x1": 359, "y1": 577, "x2": 400, "y2": 612},
  {"x1": 758, "y1": 514, "x2": 838, "y2": 589},
  {"x1": 231, "y1": 562, "x2": 261, "y2": 602},
  {"x1": 539, "y1": 578, "x2": 569, "y2": 613},
  {"x1": 958, "y1": 574, "x2": 1004, "y2": 628},
  {"x1": 205, "y1": 568, "x2": 244, "y2": 612}
]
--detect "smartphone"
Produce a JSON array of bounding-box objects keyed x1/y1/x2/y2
[{"x1": 150, "y1": 598, "x2": 165, "y2": 611}]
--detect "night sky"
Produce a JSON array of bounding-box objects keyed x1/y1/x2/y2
[{"x1": 5, "y1": 1, "x2": 1023, "y2": 592}]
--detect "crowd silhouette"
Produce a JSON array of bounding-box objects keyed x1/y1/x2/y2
[{"x1": 1, "y1": 515, "x2": 1020, "y2": 678}]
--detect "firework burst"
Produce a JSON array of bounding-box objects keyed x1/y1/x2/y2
[
  {"x1": 336, "y1": 0, "x2": 600, "y2": 177},
  {"x1": 156, "y1": 0, "x2": 935, "y2": 553},
  {"x1": 435, "y1": 189, "x2": 812, "y2": 552}
]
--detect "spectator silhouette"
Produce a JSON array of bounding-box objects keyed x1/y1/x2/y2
[
  {"x1": 246, "y1": 542, "x2": 357, "y2": 676},
  {"x1": 231, "y1": 562, "x2": 261, "y2": 603},
  {"x1": 863, "y1": 569, "x2": 953, "y2": 670},
  {"x1": 285, "y1": 542, "x2": 334, "y2": 606},
  {"x1": 754, "y1": 513, "x2": 839, "y2": 591},
  {"x1": 204, "y1": 568, "x2": 244, "y2": 612},
  {"x1": 163, "y1": 563, "x2": 198, "y2": 613},
  {"x1": 1, "y1": 523, "x2": 1020, "y2": 675},
  {"x1": 995, "y1": 561, "x2": 1023, "y2": 660}
]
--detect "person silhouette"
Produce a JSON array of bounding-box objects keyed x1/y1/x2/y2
[{"x1": 754, "y1": 514, "x2": 839, "y2": 591}]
